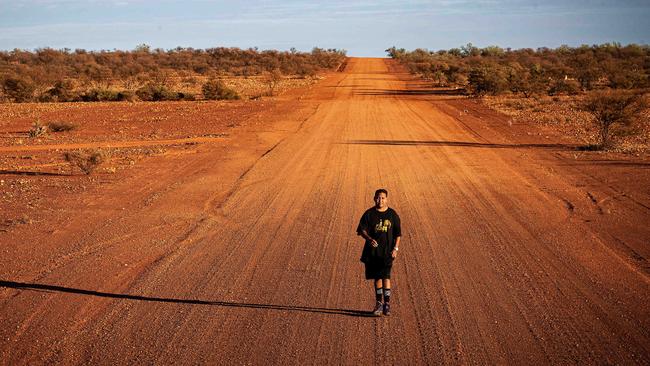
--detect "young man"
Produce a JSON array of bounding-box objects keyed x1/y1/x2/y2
[{"x1": 356, "y1": 189, "x2": 401, "y2": 316}]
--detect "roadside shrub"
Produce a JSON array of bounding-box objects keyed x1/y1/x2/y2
[
  {"x1": 79, "y1": 89, "x2": 121, "y2": 102},
  {"x1": 37, "y1": 93, "x2": 57, "y2": 102},
  {"x1": 1, "y1": 47, "x2": 345, "y2": 104},
  {"x1": 2, "y1": 75, "x2": 35, "y2": 102},
  {"x1": 42, "y1": 79, "x2": 77, "y2": 102},
  {"x1": 296, "y1": 64, "x2": 317, "y2": 78},
  {"x1": 136, "y1": 83, "x2": 178, "y2": 101},
  {"x1": 607, "y1": 67, "x2": 647, "y2": 89},
  {"x1": 516, "y1": 64, "x2": 550, "y2": 97},
  {"x1": 549, "y1": 79, "x2": 581, "y2": 95},
  {"x1": 202, "y1": 79, "x2": 240, "y2": 100},
  {"x1": 447, "y1": 72, "x2": 467, "y2": 87},
  {"x1": 432, "y1": 70, "x2": 448, "y2": 86},
  {"x1": 75, "y1": 89, "x2": 137, "y2": 102},
  {"x1": 115, "y1": 90, "x2": 137, "y2": 102},
  {"x1": 389, "y1": 43, "x2": 649, "y2": 97},
  {"x1": 468, "y1": 65, "x2": 508, "y2": 96},
  {"x1": 176, "y1": 92, "x2": 196, "y2": 101},
  {"x1": 63, "y1": 149, "x2": 106, "y2": 174},
  {"x1": 581, "y1": 90, "x2": 647, "y2": 149},
  {"x1": 48, "y1": 121, "x2": 77, "y2": 132}
]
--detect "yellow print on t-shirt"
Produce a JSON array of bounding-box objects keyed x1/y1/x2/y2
[{"x1": 375, "y1": 219, "x2": 392, "y2": 233}]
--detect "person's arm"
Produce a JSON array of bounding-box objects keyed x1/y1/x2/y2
[
  {"x1": 356, "y1": 211, "x2": 378, "y2": 247},
  {"x1": 359, "y1": 229, "x2": 379, "y2": 248},
  {"x1": 392, "y1": 211, "x2": 402, "y2": 258},
  {"x1": 392, "y1": 236, "x2": 401, "y2": 258}
]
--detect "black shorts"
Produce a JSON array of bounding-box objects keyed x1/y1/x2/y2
[{"x1": 364, "y1": 262, "x2": 392, "y2": 280}]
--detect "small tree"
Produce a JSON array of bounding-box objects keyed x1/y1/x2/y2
[
  {"x1": 520, "y1": 64, "x2": 550, "y2": 97},
  {"x1": 506, "y1": 65, "x2": 526, "y2": 95},
  {"x1": 581, "y1": 90, "x2": 646, "y2": 149},
  {"x1": 385, "y1": 46, "x2": 406, "y2": 59},
  {"x1": 264, "y1": 69, "x2": 282, "y2": 96}
]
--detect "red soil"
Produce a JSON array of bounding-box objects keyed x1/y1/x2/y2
[{"x1": 1, "y1": 58, "x2": 648, "y2": 365}]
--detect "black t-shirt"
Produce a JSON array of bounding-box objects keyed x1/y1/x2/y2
[{"x1": 356, "y1": 207, "x2": 401, "y2": 265}]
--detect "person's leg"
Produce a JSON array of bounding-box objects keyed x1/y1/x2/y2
[
  {"x1": 382, "y1": 278, "x2": 392, "y2": 315},
  {"x1": 372, "y1": 278, "x2": 384, "y2": 315},
  {"x1": 374, "y1": 279, "x2": 383, "y2": 302},
  {"x1": 383, "y1": 278, "x2": 391, "y2": 302}
]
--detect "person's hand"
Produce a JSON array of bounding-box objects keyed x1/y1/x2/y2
[
  {"x1": 371, "y1": 239, "x2": 378, "y2": 248},
  {"x1": 391, "y1": 249, "x2": 398, "y2": 258}
]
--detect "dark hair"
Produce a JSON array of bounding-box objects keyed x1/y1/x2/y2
[{"x1": 374, "y1": 188, "x2": 388, "y2": 198}]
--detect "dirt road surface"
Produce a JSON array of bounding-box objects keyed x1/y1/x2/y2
[{"x1": 1, "y1": 58, "x2": 649, "y2": 365}]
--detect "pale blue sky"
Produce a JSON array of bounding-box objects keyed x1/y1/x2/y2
[{"x1": 1, "y1": 0, "x2": 648, "y2": 56}]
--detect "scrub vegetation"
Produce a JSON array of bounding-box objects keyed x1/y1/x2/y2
[
  {"x1": 386, "y1": 43, "x2": 648, "y2": 95},
  {"x1": 388, "y1": 43, "x2": 649, "y2": 151},
  {"x1": 0, "y1": 46, "x2": 346, "y2": 102}
]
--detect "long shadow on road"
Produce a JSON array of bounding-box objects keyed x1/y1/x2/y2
[
  {"x1": 354, "y1": 88, "x2": 466, "y2": 96},
  {"x1": 342, "y1": 139, "x2": 579, "y2": 150},
  {"x1": 0, "y1": 170, "x2": 70, "y2": 176},
  {"x1": 0, "y1": 280, "x2": 373, "y2": 318}
]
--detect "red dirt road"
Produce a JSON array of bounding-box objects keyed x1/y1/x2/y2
[{"x1": 1, "y1": 58, "x2": 649, "y2": 365}]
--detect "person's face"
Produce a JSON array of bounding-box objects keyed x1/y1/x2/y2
[{"x1": 374, "y1": 193, "x2": 387, "y2": 209}]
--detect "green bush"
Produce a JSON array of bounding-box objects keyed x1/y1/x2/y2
[
  {"x1": 468, "y1": 66, "x2": 508, "y2": 96},
  {"x1": 388, "y1": 44, "x2": 650, "y2": 97},
  {"x1": 136, "y1": 83, "x2": 179, "y2": 101},
  {"x1": 202, "y1": 79, "x2": 240, "y2": 100},
  {"x1": 581, "y1": 90, "x2": 647, "y2": 149}
]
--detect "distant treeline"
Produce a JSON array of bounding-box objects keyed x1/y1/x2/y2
[
  {"x1": 0, "y1": 45, "x2": 347, "y2": 102},
  {"x1": 386, "y1": 43, "x2": 649, "y2": 96}
]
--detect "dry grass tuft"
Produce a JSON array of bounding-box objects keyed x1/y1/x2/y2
[
  {"x1": 29, "y1": 120, "x2": 47, "y2": 138},
  {"x1": 48, "y1": 121, "x2": 77, "y2": 132}
]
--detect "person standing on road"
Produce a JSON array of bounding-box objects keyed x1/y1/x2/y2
[{"x1": 356, "y1": 188, "x2": 401, "y2": 316}]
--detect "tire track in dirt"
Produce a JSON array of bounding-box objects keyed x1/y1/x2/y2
[
  {"x1": 395, "y1": 96, "x2": 648, "y2": 363},
  {"x1": 0, "y1": 75, "x2": 345, "y2": 364},
  {"x1": 0, "y1": 136, "x2": 226, "y2": 152}
]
